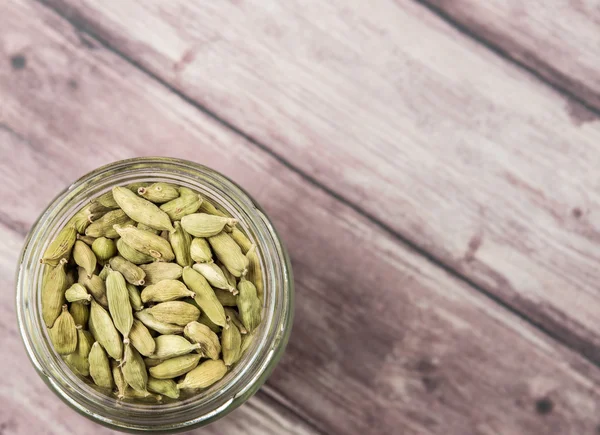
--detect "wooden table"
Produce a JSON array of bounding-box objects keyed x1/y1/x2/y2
[{"x1": 2, "y1": 1, "x2": 600, "y2": 433}]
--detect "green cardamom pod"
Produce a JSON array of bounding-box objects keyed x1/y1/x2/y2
[
  {"x1": 92, "y1": 237, "x2": 117, "y2": 263},
  {"x1": 141, "y1": 280, "x2": 195, "y2": 303},
  {"x1": 245, "y1": 249, "x2": 264, "y2": 302},
  {"x1": 79, "y1": 270, "x2": 109, "y2": 308},
  {"x1": 177, "y1": 360, "x2": 227, "y2": 390},
  {"x1": 147, "y1": 377, "x2": 180, "y2": 399},
  {"x1": 192, "y1": 262, "x2": 236, "y2": 293},
  {"x1": 114, "y1": 225, "x2": 175, "y2": 262},
  {"x1": 146, "y1": 301, "x2": 200, "y2": 326},
  {"x1": 137, "y1": 222, "x2": 161, "y2": 235},
  {"x1": 184, "y1": 321, "x2": 221, "y2": 360},
  {"x1": 199, "y1": 199, "x2": 227, "y2": 217},
  {"x1": 134, "y1": 310, "x2": 185, "y2": 335},
  {"x1": 237, "y1": 278, "x2": 262, "y2": 333},
  {"x1": 89, "y1": 342, "x2": 114, "y2": 389},
  {"x1": 98, "y1": 264, "x2": 112, "y2": 281},
  {"x1": 208, "y1": 232, "x2": 249, "y2": 277},
  {"x1": 113, "y1": 187, "x2": 175, "y2": 232},
  {"x1": 190, "y1": 238, "x2": 212, "y2": 263},
  {"x1": 229, "y1": 228, "x2": 253, "y2": 254},
  {"x1": 129, "y1": 319, "x2": 156, "y2": 357},
  {"x1": 149, "y1": 335, "x2": 200, "y2": 360},
  {"x1": 148, "y1": 354, "x2": 201, "y2": 380},
  {"x1": 218, "y1": 263, "x2": 237, "y2": 288},
  {"x1": 73, "y1": 240, "x2": 97, "y2": 278},
  {"x1": 49, "y1": 305, "x2": 78, "y2": 355},
  {"x1": 116, "y1": 238, "x2": 155, "y2": 265},
  {"x1": 68, "y1": 204, "x2": 94, "y2": 234},
  {"x1": 143, "y1": 358, "x2": 165, "y2": 368},
  {"x1": 65, "y1": 328, "x2": 94, "y2": 377},
  {"x1": 65, "y1": 283, "x2": 92, "y2": 303},
  {"x1": 69, "y1": 301, "x2": 89, "y2": 327},
  {"x1": 127, "y1": 283, "x2": 144, "y2": 311},
  {"x1": 138, "y1": 183, "x2": 180, "y2": 204},
  {"x1": 139, "y1": 262, "x2": 182, "y2": 285},
  {"x1": 224, "y1": 308, "x2": 248, "y2": 335},
  {"x1": 122, "y1": 344, "x2": 148, "y2": 393},
  {"x1": 240, "y1": 330, "x2": 256, "y2": 356},
  {"x1": 160, "y1": 187, "x2": 203, "y2": 221},
  {"x1": 91, "y1": 191, "x2": 119, "y2": 210},
  {"x1": 169, "y1": 222, "x2": 193, "y2": 267},
  {"x1": 76, "y1": 234, "x2": 97, "y2": 246},
  {"x1": 109, "y1": 256, "x2": 146, "y2": 286},
  {"x1": 89, "y1": 299, "x2": 123, "y2": 361},
  {"x1": 42, "y1": 259, "x2": 68, "y2": 327},
  {"x1": 197, "y1": 311, "x2": 221, "y2": 334},
  {"x1": 106, "y1": 271, "x2": 134, "y2": 339},
  {"x1": 86, "y1": 209, "x2": 135, "y2": 239},
  {"x1": 221, "y1": 318, "x2": 242, "y2": 366},
  {"x1": 111, "y1": 360, "x2": 128, "y2": 399},
  {"x1": 41, "y1": 226, "x2": 77, "y2": 266},
  {"x1": 215, "y1": 289, "x2": 238, "y2": 307},
  {"x1": 121, "y1": 387, "x2": 161, "y2": 402},
  {"x1": 181, "y1": 213, "x2": 237, "y2": 238},
  {"x1": 183, "y1": 267, "x2": 226, "y2": 327}
]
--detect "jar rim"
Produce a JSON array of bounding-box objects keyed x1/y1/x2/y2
[{"x1": 16, "y1": 157, "x2": 294, "y2": 432}]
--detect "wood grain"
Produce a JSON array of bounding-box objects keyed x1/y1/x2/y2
[
  {"x1": 38, "y1": 0, "x2": 600, "y2": 366},
  {"x1": 2, "y1": 1, "x2": 600, "y2": 434}
]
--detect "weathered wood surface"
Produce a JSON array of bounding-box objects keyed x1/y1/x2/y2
[
  {"x1": 40, "y1": 0, "x2": 600, "y2": 365},
  {"x1": 2, "y1": 0, "x2": 600, "y2": 434},
  {"x1": 422, "y1": 0, "x2": 600, "y2": 111}
]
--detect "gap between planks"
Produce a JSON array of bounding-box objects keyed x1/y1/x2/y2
[{"x1": 34, "y1": 0, "x2": 600, "y2": 376}]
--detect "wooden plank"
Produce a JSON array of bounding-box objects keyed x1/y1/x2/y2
[
  {"x1": 3, "y1": 1, "x2": 600, "y2": 434},
  {"x1": 39, "y1": 0, "x2": 600, "y2": 364}
]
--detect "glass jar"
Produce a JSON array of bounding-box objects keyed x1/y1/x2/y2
[{"x1": 16, "y1": 157, "x2": 294, "y2": 432}]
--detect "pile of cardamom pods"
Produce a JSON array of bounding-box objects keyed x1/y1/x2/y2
[{"x1": 40, "y1": 183, "x2": 263, "y2": 401}]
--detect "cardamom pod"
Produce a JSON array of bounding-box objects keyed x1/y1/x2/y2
[
  {"x1": 160, "y1": 187, "x2": 202, "y2": 221},
  {"x1": 109, "y1": 256, "x2": 146, "y2": 286},
  {"x1": 139, "y1": 262, "x2": 182, "y2": 285},
  {"x1": 41, "y1": 226, "x2": 77, "y2": 266},
  {"x1": 224, "y1": 308, "x2": 248, "y2": 335},
  {"x1": 111, "y1": 360, "x2": 128, "y2": 399},
  {"x1": 106, "y1": 271, "x2": 134, "y2": 339},
  {"x1": 177, "y1": 360, "x2": 227, "y2": 390},
  {"x1": 184, "y1": 321, "x2": 221, "y2": 360},
  {"x1": 122, "y1": 344, "x2": 148, "y2": 393},
  {"x1": 129, "y1": 319, "x2": 156, "y2": 357},
  {"x1": 240, "y1": 330, "x2": 256, "y2": 356},
  {"x1": 113, "y1": 187, "x2": 174, "y2": 232},
  {"x1": 221, "y1": 318, "x2": 242, "y2": 366},
  {"x1": 229, "y1": 228, "x2": 253, "y2": 254},
  {"x1": 89, "y1": 342, "x2": 114, "y2": 389},
  {"x1": 76, "y1": 234, "x2": 97, "y2": 246},
  {"x1": 68, "y1": 204, "x2": 94, "y2": 234},
  {"x1": 65, "y1": 328, "x2": 94, "y2": 377},
  {"x1": 197, "y1": 311, "x2": 221, "y2": 334},
  {"x1": 148, "y1": 354, "x2": 201, "y2": 380},
  {"x1": 138, "y1": 183, "x2": 180, "y2": 204},
  {"x1": 149, "y1": 335, "x2": 200, "y2": 360},
  {"x1": 137, "y1": 222, "x2": 161, "y2": 235},
  {"x1": 183, "y1": 267, "x2": 226, "y2": 327},
  {"x1": 245, "y1": 249, "x2": 264, "y2": 301},
  {"x1": 147, "y1": 377, "x2": 180, "y2": 399},
  {"x1": 169, "y1": 222, "x2": 193, "y2": 267},
  {"x1": 116, "y1": 238, "x2": 155, "y2": 265},
  {"x1": 190, "y1": 238, "x2": 212, "y2": 263},
  {"x1": 65, "y1": 283, "x2": 91, "y2": 303},
  {"x1": 141, "y1": 280, "x2": 195, "y2": 303},
  {"x1": 208, "y1": 232, "x2": 249, "y2": 277},
  {"x1": 65, "y1": 268, "x2": 77, "y2": 289},
  {"x1": 92, "y1": 237, "x2": 117, "y2": 263},
  {"x1": 86, "y1": 209, "x2": 135, "y2": 239},
  {"x1": 237, "y1": 278, "x2": 262, "y2": 333},
  {"x1": 121, "y1": 387, "x2": 162, "y2": 402},
  {"x1": 135, "y1": 310, "x2": 184, "y2": 335},
  {"x1": 114, "y1": 225, "x2": 175, "y2": 262},
  {"x1": 79, "y1": 270, "x2": 109, "y2": 308},
  {"x1": 49, "y1": 305, "x2": 78, "y2": 355},
  {"x1": 181, "y1": 213, "x2": 237, "y2": 238},
  {"x1": 89, "y1": 299, "x2": 123, "y2": 361},
  {"x1": 42, "y1": 259, "x2": 68, "y2": 327},
  {"x1": 73, "y1": 240, "x2": 97, "y2": 278},
  {"x1": 218, "y1": 262, "x2": 237, "y2": 288},
  {"x1": 98, "y1": 264, "x2": 112, "y2": 281},
  {"x1": 146, "y1": 301, "x2": 200, "y2": 326},
  {"x1": 192, "y1": 262, "x2": 236, "y2": 293},
  {"x1": 92, "y1": 191, "x2": 119, "y2": 210},
  {"x1": 199, "y1": 199, "x2": 227, "y2": 217},
  {"x1": 215, "y1": 289, "x2": 238, "y2": 307},
  {"x1": 69, "y1": 301, "x2": 89, "y2": 327},
  {"x1": 127, "y1": 283, "x2": 144, "y2": 311},
  {"x1": 143, "y1": 357, "x2": 165, "y2": 368}
]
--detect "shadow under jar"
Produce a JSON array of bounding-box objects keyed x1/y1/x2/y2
[{"x1": 16, "y1": 157, "x2": 294, "y2": 433}]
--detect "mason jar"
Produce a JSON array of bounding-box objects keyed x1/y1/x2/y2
[{"x1": 16, "y1": 157, "x2": 294, "y2": 432}]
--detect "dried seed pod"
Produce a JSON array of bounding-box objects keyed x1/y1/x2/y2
[
  {"x1": 122, "y1": 344, "x2": 148, "y2": 393},
  {"x1": 169, "y1": 222, "x2": 193, "y2": 267},
  {"x1": 146, "y1": 302, "x2": 200, "y2": 326},
  {"x1": 113, "y1": 187, "x2": 174, "y2": 232},
  {"x1": 98, "y1": 264, "x2": 112, "y2": 281},
  {"x1": 160, "y1": 187, "x2": 202, "y2": 221},
  {"x1": 139, "y1": 262, "x2": 182, "y2": 286},
  {"x1": 69, "y1": 302, "x2": 89, "y2": 327},
  {"x1": 73, "y1": 240, "x2": 97, "y2": 278},
  {"x1": 224, "y1": 308, "x2": 248, "y2": 335},
  {"x1": 68, "y1": 204, "x2": 94, "y2": 234},
  {"x1": 184, "y1": 321, "x2": 221, "y2": 360},
  {"x1": 89, "y1": 342, "x2": 114, "y2": 389},
  {"x1": 190, "y1": 238, "x2": 212, "y2": 263},
  {"x1": 109, "y1": 256, "x2": 146, "y2": 286},
  {"x1": 65, "y1": 283, "x2": 92, "y2": 303},
  {"x1": 92, "y1": 237, "x2": 117, "y2": 263},
  {"x1": 116, "y1": 238, "x2": 155, "y2": 265},
  {"x1": 86, "y1": 209, "x2": 135, "y2": 239},
  {"x1": 197, "y1": 311, "x2": 221, "y2": 334},
  {"x1": 229, "y1": 228, "x2": 253, "y2": 254},
  {"x1": 237, "y1": 278, "x2": 262, "y2": 333},
  {"x1": 79, "y1": 270, "x2": 109, "y2": 308},
  {"x1": 137, "y1": 222, "x2": 161, "y2": 235},
  {"x1": 221, "y1": 318, "x2": 242, "y2": 367},
  {"x1": 245, "y1": 249, "x2": 264, "y2": 301},
  {"x1": 41, "y1": 226, "x2": 77, "y2": 266},
  {"x1": 177, "y1": 360, "x2": 227, "y2": 390},
  {"x1": 89, "y1": 299, "x2": 123, "y2": 361},
  {"x1": 198, "y1": 199, "x2": 227, "y2": 217},
  {"x1": 193, "y1": 262, "x2": 236, "y2": 293},
  {"x1": 149, "y1": 335, "x2": 200, "y2": 360},
  {"x1": 183, "y1": 267, "x2": 226, "y2": 327},
  {"x1": 129, "y1": 319, "x2": 156, "y2": 357},
  {"x1": 141, "y1": 280, "x2": 195, "y2": 303},
  {"x1": 134, "y1": 310, "x2": 185, "y2": 335},
  {"x1": 208, "y1": 232, "x2": 249, "y2": 277},
  {"x1": 112, "y1": 360, "x2": 128, "y2": 399},
  {"x1": 76, "y1": 234, "x2": 97, "y2": 246},
  {"x1": 215, "y1": 289, "x2": 238, "y2": 307},
  {"x1": 49, "y1": 305, "x2": 78, "y2": 355},
  {"x1": 240, "y1": 330, "x2": 256, "y2": 356},
  {"x1": 138, "y1": 183, "x2": 180, "y2": 204},
  {"x1": 42, "y1": 259, "x2": 68, "y2": 327},
  {"x1": 181, "y1": 213, "x2": 237, "y2": 238},
  {"x1": 147, "y1": 377, "x2": 180, "y2": 399},
  {"x1": 127, "y1": 283, "x2": 144, "y2": 311},
  {"x1": 114, "y1": 225, "x2": 175, "y2": 262},
  {"x1": 106, "y1": 271, "x2": 133, "y2": 339},
  {"x1": 148, "y1": 354, "x2": 202, "y2": 380}
]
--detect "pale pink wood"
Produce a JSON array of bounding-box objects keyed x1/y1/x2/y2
[{"x1": 38, "y1": 0, "x2": 600, "y2": 366}]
